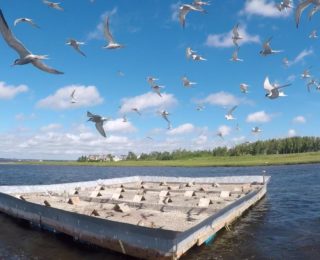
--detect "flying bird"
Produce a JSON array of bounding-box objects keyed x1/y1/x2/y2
[
  {"x1": 103, "y1": 16, "x2": 124, "y2": 49},
  {"x1": 151, "y1": 84, "x2": 164, "y2": 97},
  {"x1": 264, "y1": 76, "x2": 291, "y2": 99},
  {"x1": 240, "y1": 83, "x2": 249, "y2": 94},
  {"x1": 295, "y1": 0, "x2": 320, "y2": 28},
  {"x1": 186, "y1": 47, "x2": 206, "y2": 61},
  {"x1": 159, "y1": 110, "x2": 171, "y2": 129},
  {"x1": 122, "y1": 115, "x2": 128, "y2": 122},
  {"x1": 252, "y1": 126, "x2": 262, "y2": 134},
  {"x1": 0, "y1": 9, "x2": 63, "y2": 74},
  {"x1": 70, "y1": 89, "x2": 77, "y2": 103},
  {"x1": 14, "y1": 18, "x2": 40, "y2": 28},
  {"x1": 230, "y1": 47, "x2": 243, "y2": 62},
  {"x1": 43, "y1": 1, "x2": 64, "y2": 11},
  {"x1": 301, "y1": 68, "x2": 312, "y2": 79},
  {"x1": 276, "y1": 0, "x2": 293, "y2": 12},
  {"x1": 306, "y1": 78, "x2": 318, "y2": 92},
  {"x1": 309, "y1": 29, "x2": 318, "y2": 38},
  {"x1": 182, "y1": 76, "x2": 197, "y2": 87},
  {"x1": 132, "y1": 108, "x2": 141, "y2": 115},
  {"x1": 196, "y1": 104, "x2": 205, "y2": 111},
  {"x1": 66, "y1": 39, "x2": 86, "y2": 57},
  {"x1": 225, "y1": 106, "x2": 237, "y2": 120},
  {"x1": 87, "y1": 111, "x2": 108, "y2": 138},
  {"x1": 308, "y1": 4, "x2": 320, "y2": 20},
  {"x1": 282, "y1": 57, "x2": 289, "y2": 67},
  {"x1": 260, "y1": 37, "x2": 282, "y2": 56},
  {"x1": 232, "y1": 23, "x2": 243, "y2": 46},
  {"x1": 193, "y1": 0, "x2": 211, "y2": 9},
  {"x1": 179, "y1": 4, "x2": 204, "y2": 28},
  {"x1": 147, "y1": 76, "x2": 159, "y2": 86},
  {"x1": 216, "y1": 131, "x2": 224, "y2": 140}
]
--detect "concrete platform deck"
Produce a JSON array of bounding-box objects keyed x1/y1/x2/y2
[{"x1": 0, "y1": 175, "x2": 270, "y2": 259}]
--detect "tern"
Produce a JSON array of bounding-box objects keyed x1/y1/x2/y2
[
  {"x1": 14, "y1": 18, "x2": 40, "y2": 28},
  {"x1": 186, "y1": 48, "x2": 206, "y2": 61},
  {"x1": 43, "y1": 1, "x2": 64, "y2": 11},
  {"x1": 252, "y1": 126, "x2": 262, "y2": 133},
  {"x1": 132, "y1": 108, "x2": 141, "y2": 115},
  {"x1": 232, "y1": 23, "x2": 243, "y2": 46},
  {"x1": 225, "y1": 106, "x2": 237, "y2": 120},
  {"x1": 182, "y1": 76, "x2": 197, "y2": 87},
  {"x1": 66, "y1": 39, "x2": 86, "y2": 57},
  {"x1": 264, "y1": 76, "x2": 291, "y2": 99},
  {"x1": 240, "y1": 83, "x2": 249, "y2": 94},
  {"x1": 70, "y1": 89, "x2": 77, "y2": 103},
  {"x1": 0, "y1": 9, "x2": 63, "y2": 74},
  {"x1": 301, "y1": 68, "x2": 312, "y2": 79},
  {"x1": 260, "y1": 37, "x2": 282, "y2": 56},
  {"x1": 307, "y1": 78, "x2": 318, "y2": 92},
  {"x1": 230, "y1": 47, "x2": 243, "y2": 62},
  {"x1": 151, "y1": 84, "x2": 164, "y2": 97},
  {"x1": 276, "y1": 0, "x2": 293, "y2": 12},
  {"x1": 309, "y1": 29, "x2": 318, "y2": 38},
  {"x1": 158, "y1": 110, "x2": 171, "y2": 129},
  {"x1": 296, "y1": 0, "x2": 320, "y2": 27},
  {"x1": 87, "y1": 111, "x2": 108, "y2": 138},
  {"x1": 196, "y1": 104, "x2": 205, "y2": 111},
  {"x1": 179, "y1": 4, "x2": 205, "y2": 28},
  {"x1": 147, "y1": 76, "x2": 159, "y2": 86},
  {"x1": 103, "y1": 16, "x2": 124, "y2": 49}
]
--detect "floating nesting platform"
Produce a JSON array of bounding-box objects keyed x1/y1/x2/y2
[{"x1": 0, "y1": 175, "x2": 270, "y2": 259}]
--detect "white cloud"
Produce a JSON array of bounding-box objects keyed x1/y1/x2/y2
[
  {"x1": 0, "y1": 81, "x2": 28, "y2": 99},
  {"x1": 120, "y1": 92, "x2": 178, "y2": 114},
  {"x1": 200, "y1": 91, "x2": 240, "y2": 107},
  {"x1": 15, "y1": 113, "x2": 36, "y2": 121},
  {"x1": 37, "y1": 85, "x2": 103, "y2": 110},
  {"x1": 293, "y1": 116, "x2": 306, "y2": 124},
  {"x1": 170, "y1": 1, "x2": 181, "y2": 22},
  {"x1": 240, "y1": 0, "x2": 291, "y2": 18},
  {"x1": 289, "y1": 49, "x2": 313, "y2": 66},
  {"x1": 40, "y1": 124, "x2": 62, "y2": 132},
  {"x1": 104, "y1": 118, "x2": 136, "y2": 133},
  {"x1": 193, "y1": 134, "x2": 208, "y2": 145},
  {"x1": 288, "y1": 129, "x2": 297, "y2": 137},
  {"x1": 246, "y1": 111, "x2": 271, "y2": 123},
  {"x1": 205, "y1": 25, "x2": 260, "y2": 48},
  {"x1": 217, "y1": 125, "x2": 231, "y2": 136},
  {"x1": 167, "y1": 123, "x2": 195, "y2": 135},
  {"x1": 87, "y1": 7, "x2": 118, "y2": 40}
]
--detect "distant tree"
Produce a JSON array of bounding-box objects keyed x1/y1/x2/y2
[{"x1": 126, "y1": 151, "x2": 137, "y2": 160}]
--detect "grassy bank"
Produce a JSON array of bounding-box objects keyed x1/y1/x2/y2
[{"x1": 18, "y1": 151, "x2": 320, "y2": 167}]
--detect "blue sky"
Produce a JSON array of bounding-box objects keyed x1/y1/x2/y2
[{"x1": 0, "y1": 0, "x2": 319, "y2": 160}]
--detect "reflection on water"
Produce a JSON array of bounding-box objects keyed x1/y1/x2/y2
[{"x1": 0, "y1": 164, "x2": 319, "y2": 259}]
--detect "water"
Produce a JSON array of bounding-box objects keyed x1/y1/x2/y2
[{"x1": 0, "y1": 164, "x2": 319, "y2": 260}]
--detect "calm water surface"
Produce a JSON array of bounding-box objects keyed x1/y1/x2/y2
[{"x1": 0, "y1": 164, "x2": 319, "y2": 260}]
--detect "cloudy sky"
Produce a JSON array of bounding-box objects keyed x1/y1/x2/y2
[{"x1": 0, "y1": 0, "x2": 319, "y2": 160}]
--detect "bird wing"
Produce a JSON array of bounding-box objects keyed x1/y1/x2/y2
[
  {"x1": 73, "y1": 44, "x2": 86, "y2": 57},
  {"x1": 104, "y1": 16, "x2": 115, "y2": 44},
  {"x1": 295, "y1": 0, "x2": 312, "y2": 27},
  {"x1": 264, "y1": 77, "x2": 274, "y2": 91},
  {"x1": 13, "y1": 18, "x2": 22, "y2": 26},
  {"x1": 263, "y1": 37, "x2": 272, "y2": 52},
  {"x1": 228, "y1": 105, "x2": 237, "y2": 115},
  {"x1": 87, "y1": 111, "x2": 95, "y2": 118},
  {"x1": 31, "y1": 59, "x2": 64, "y2": 74},
  {"x1": 27, "y1": 19, "x2": 40, "y2": 29},
  {"x1": 179, "y1": 6, "x2": 189, "y2": 28},
  {"x1": 0, "y1": 9, "x2": 31, "y2": 58},
  {"x1": 308, "y1": 5, "x2": 320, "y2": 20},
  {"x1": 95, "y1": 121, "x2": 106, "y2": 137},
  {"x1": 71, "y1": 89, "x2": 76, "y2": 98},
  {"x1": 232, "y1": 23, "x2": 239, "y2": 37}
]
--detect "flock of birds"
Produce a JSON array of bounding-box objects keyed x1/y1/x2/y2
[{"x1": 0, "y1": 0, "x2": 318, "y2": 139}]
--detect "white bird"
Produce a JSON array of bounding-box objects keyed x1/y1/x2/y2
[
  {"x1": 240, "y1": 83, "x2": 249, "y2": 94},
  {"x1": 301, "y1": 68, "x2": 312, "y2": 79},
  {"x1": 230, "y1": 47, "x2": 243, "y2": 62},
  {"x1": 264, "y1": 76, "x2": 291, "y2": 99},
  {"x1": 307, "y1": 79, "x2": 318, "y2": 92},
  {"x1": 309, "y1": 29, "x2": 318, "y2": 38},
  {"x1": 182, "y1": 76, "x2": 197, "y2": 87},
  {"x1": 70, "y1": 89, "x2": 77, "y2": 103},
  {"x1": 252, "y1": 126, "x2": 262, "y2": 134},
  {"x1": 225, "y1": 106, "x2": 237, "y2": 120},
  {"x1": 295, "y1": 0, "x2": 320, "y2": 28},
  {"x1": 159, "y1": 110, "x2": 171, "y2": 129},
  {"x1": 66, "y1": 39, "x2": 86, "y2": 57},
  {"x1": 196, "y1": 104, "x2": 205, "y2": 111},
  {"x1": 87, "y1": 111, "x2": 109, "y2": 138},
  {"x1": 151, "y1": 84, "x2": 164, "y2": 97},
  {"x1": 0, "y1": 9, "x2": 63, "y2": 74},
  {"x1": 186, "y1": 47, "x2": 206, "y2": 61},
  {"x1": 179, "y1": 4, "x2": 204, "y2": 28},
  {"x1": 260, "y1": 37, "x2": 282, "y2": 56},
  {"x1": 132, "y1": 108, "x2": 141, "y2": 115},
  {"x1": 103, "y1": 16, "x2": 124, "y2": 49},
  {"x1": 43, "y1": 1, "x2": 64, "y2": 11},
  {"x1": 232, "y1": 23, "x2": 243, "y2": 46},
  {"x1": 147, "y1": 76, "x2": 159, "y2": 86},
  {"x1": 14, "y1": 18, "x2": 40, "y2": 28}
]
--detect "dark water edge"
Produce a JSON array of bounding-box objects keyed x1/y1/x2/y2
[{"x1": 0, "y1": 164, "x2": 319, "y2": 260}]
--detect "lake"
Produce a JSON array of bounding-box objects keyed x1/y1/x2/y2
[{"x1": 0, "y1": 164, "x2": 319, "y2": 260}]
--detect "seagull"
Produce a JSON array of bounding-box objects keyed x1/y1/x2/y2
[
  {"x1": 179, "y1": 4, "x2": 204, "y2": 28},
  {"x1": 132, "y1": 108, "x2": 141, "y2": 115},
  {"x1": 282, "y1": 57, "x2": 289, "y2": 67},
  {"x1": 225, "y1": 106, "x2": 237, "y2": 120},
  {"x1": 301, "y1": 68, "x2": 312, "y2": 79},
  {"x1": 260, "y1": 37, "x2": 282, "y2": 56},
  {"x1": 240, "y1": 83, "x2": 249, "y2": 94},
  {"x1": 0, "y1": 9, "x2": 63, "y2": 74},
  {"x1": 264, "y1": 76, "x2": 291, "y2": 99},
  {"x1": 232, "y1": 23, "x2": 243, "y2": 46},
  {"x1": 66, "y1": 39, "x2": 86, "y2": 57},
  {"x1": 14, "y1": 18, "x2": 40, "y2": 28},
  {"x1": 159, "y1": 110, "x2": 171, "y2": 129},
  {"x1": 151, "y1": 84, "x2": 164, "y2": 97},
  {"x1": 147, "y1": 76, "x2": 159, "y2": 86},
  {"x1": 230, "y1": 47, "x2": 243, "y2": 62},
  {"x1": 196, "y1": 104, "x2": 205, "y2": 111},
  {"x1": 307, "y1": 78, "x2": 318, "y2": 92},
  {"x1": 43, "y1": 1, "x2": 64, "y2": 11},
  {"x1": 70, "y1": 89, "x2": 77, "y2": 103},
  {"x1": 87, "y1": 111, "x2": 108, "y2": 138},
  {"x1": 309, "y1": 29, "x2": 318, "y2": 38},
  {"x1": 103, "y1": 16, "x2": 124, "y2": 49},
  {"x1": 296, "y1": 0, "x2": 320, "y2": 28},
  {"x1": 252, "y1": 126, "x2": 262, "y2": 134},
  {"x1": 182, "y1": 76, "x2": 197, "y2": 87}
]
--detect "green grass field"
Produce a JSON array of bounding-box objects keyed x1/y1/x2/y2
[{"x1": 19, "y1": 151, "x2": 320, "y2": 167}]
